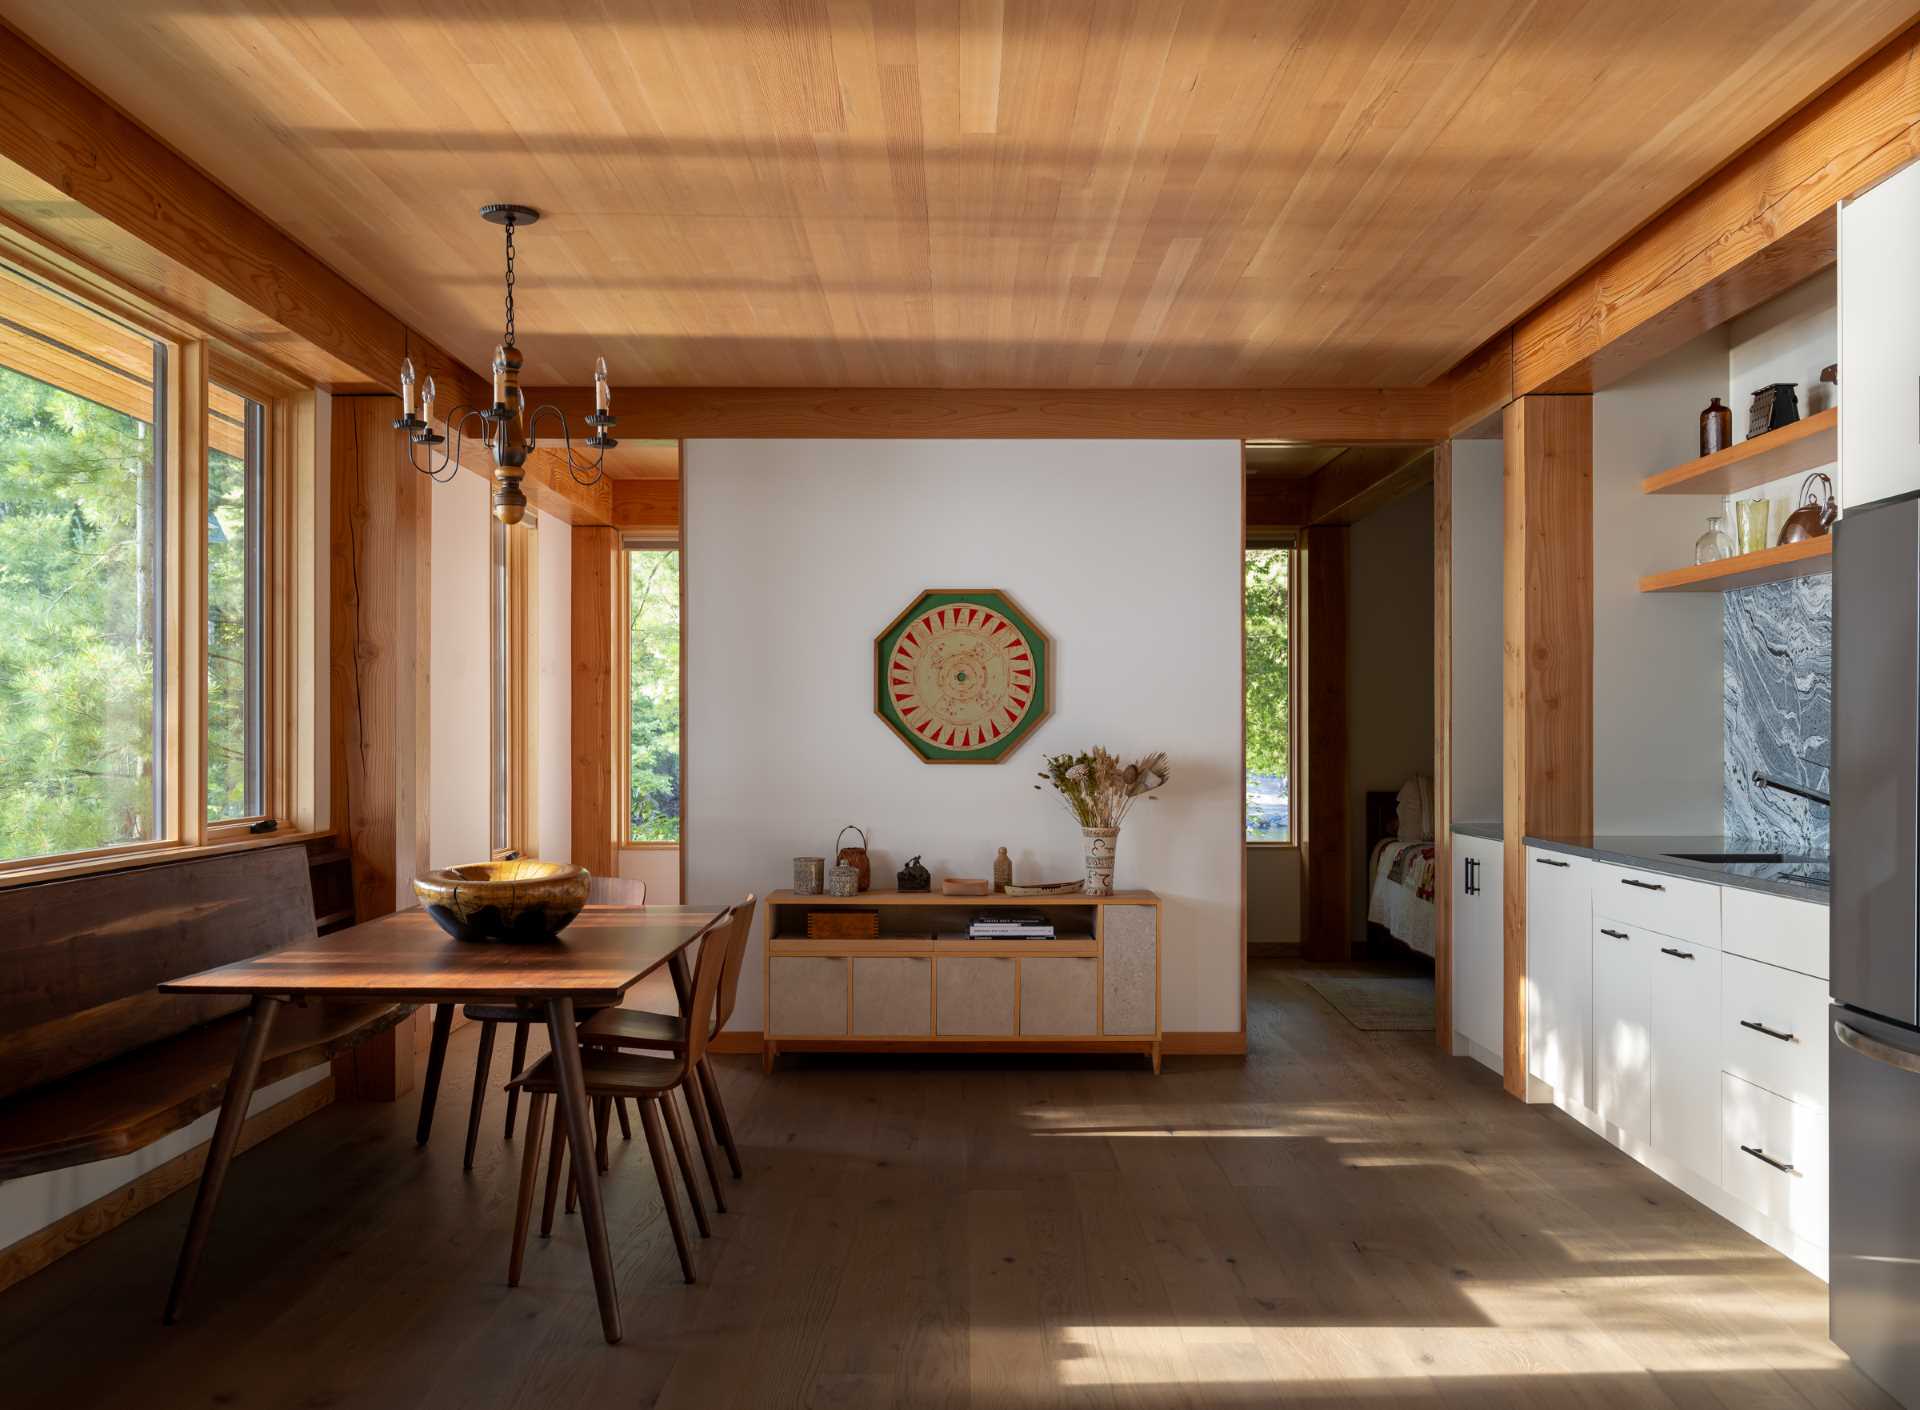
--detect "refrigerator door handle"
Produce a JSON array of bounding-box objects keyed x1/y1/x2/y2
[{"x1": 1835, "y1": 1017, "x2": 1920, "y2": 1076}]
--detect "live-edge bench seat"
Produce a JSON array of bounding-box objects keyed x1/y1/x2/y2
[{"x1": 0, "y1": 845, "x2": 405, "y2": 1183}]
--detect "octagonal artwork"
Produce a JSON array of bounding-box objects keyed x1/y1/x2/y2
[{"x1": 875, "y1": 589, "x2": 1051, "y2": 764}]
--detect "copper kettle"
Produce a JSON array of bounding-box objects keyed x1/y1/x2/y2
[{"x1": 1778, "y1": 472, "x2": 1838, "y2": 544}]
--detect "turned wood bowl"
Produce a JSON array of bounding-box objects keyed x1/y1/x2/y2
[{"x1": 412, "y1": 860, "x2": 591, "y2": 943}]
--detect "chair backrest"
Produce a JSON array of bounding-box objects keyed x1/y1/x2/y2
[
  {"x1": 0, "y1": 846, "x2": 317, "y2": 1099},
  {"x1": 586, "y1": 874, "x2": 647, "y2": 906},
  {"x1": 712, "y1": 894, "x2": 757, "y2": 1035},
  {"x1": 682, "y1": 901, "x2": 743, "y2": 1068}
]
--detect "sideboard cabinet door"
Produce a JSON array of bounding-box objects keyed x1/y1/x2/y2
[
  {"x1": 936, "y1": 956, "x2": 1017, "y2": 1035},
  {"x1": 1102, "y1": 905, "x2": 1157, "y2": 1035},
  {"x1": 769, "y1": 956, "x2": 849, "y2": 1037}
]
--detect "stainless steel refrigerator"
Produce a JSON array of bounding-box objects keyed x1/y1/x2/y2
[{"x1": 1833, "y1": 490, "x2": 1920, "y2": 1406}]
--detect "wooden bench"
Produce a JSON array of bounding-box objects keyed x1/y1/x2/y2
[{"x1": 0, "y1": 846, "x2": 406, "y2": 1183}]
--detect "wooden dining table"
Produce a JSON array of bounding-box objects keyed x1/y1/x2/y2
[{"x1": 157, "y1": 903, "x2": 728, "y2": 1345}]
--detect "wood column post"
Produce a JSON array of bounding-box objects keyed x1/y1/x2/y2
[
  {"x1": 1502, "y1": 395, "x2": 1593, "y2": 1099},
  {"x1": 328, "y1": 393, "x2": 429, "y2": 1100},
  {"x1": 571, "y1": 526, "x2": 620, "y2": 880},
  {"x1": 1301, "y1": 525, "x2": 1350, "y2": 960},
  {"x1": 1432, "y1": 441, "x2": 1454, "y2": 1048}
]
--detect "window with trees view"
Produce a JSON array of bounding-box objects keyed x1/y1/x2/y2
[
  {"x1": 0, "y1": 273, "x2": 166, "y2": 862},
  {"x1": 207, "y1": 384, "x2": 263, "y2": 822},
  {"x1": 626, "y1": 546, "x2": 681, "y2": 843},
  {"x1": 1246, "y1": 545, "x2": 1294, "y2": 842}
]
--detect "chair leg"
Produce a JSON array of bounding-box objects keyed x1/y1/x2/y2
[
  {"x1": 503, "y1": 1021, "x2": 531, "y2": 1138},
  {"x1": 615, "y1": 1096, "x2": 633, "y2": 1141},
  {"x1": 462, "y1": 1020, "x2": 498, "y2": 1171},
  {"x1": 637, "y1": 1097, "x2": 696, "y2": 1283},
  {"x1": 540, "y1": 1117, "x2": 567, "y2": 1237},
  {"x1": 414, "y1": 1003, "x2": 455, "y2": 1147},
  {"x1": 682, "y1": 1080, "x2": 727, "y2": 1214},
  {"x1": 698, "y1": 1055, "x2": 743, "y2": 1179},
  {"x1": 660, "y1": 1091, "x2": 711, "y2": 1238},
  {"x1": 594, "y1": 1097, "x2": 612, "y2": 1173},
  {"x1": 508, "y1": 1092, "x2": 549, "y2": 1288}
]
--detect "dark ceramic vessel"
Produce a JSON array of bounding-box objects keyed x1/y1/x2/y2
[{"x1": 412, "y1": 860, "x2": 590, "y2": 943}]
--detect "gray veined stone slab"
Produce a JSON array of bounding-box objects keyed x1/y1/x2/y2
[{"x1": 1724, "y1": 574, "x2": 1831, "y2": 855}]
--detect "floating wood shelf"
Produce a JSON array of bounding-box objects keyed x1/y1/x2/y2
[
  {"x1": 1638, "y1": 537, "x2": 1832, "y2": 593},
  {"x1": 1641, "y1": 408, "x2": 1837, "y2": 496}
]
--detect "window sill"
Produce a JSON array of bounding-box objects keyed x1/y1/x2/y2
[
  {"x1": 619, "y1": 840, "x2": 682, "y2": 851},
  {"x1": 1245, "y1": 840, "x2": 1299, "y2": 849},
  {"x1": 0, "y1": 827, "x2": 334, "y2": 891}
]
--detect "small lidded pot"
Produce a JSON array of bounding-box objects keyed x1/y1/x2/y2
[{"x1": 826, "y1": 856, "x2": 861, "y2": 898}]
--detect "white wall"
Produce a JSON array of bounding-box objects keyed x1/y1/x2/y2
[
  {"x1": 1348, "y1": 483, "x2": 1435, "y2": 941},
  {"x1": 1592, "y1": 335, "x2": 1727, "y2": 833},
  {"x1": 684, "y1": 438, "x2": 1245, "y2": 1035},
  {"x1": 1725, "y1": 270, "x2": 1838, "y2": 537},
  {"x1": 428, "y1": 469, "x2": 491, "y2": 869},
  {"x1": 1450, "y1": 438, "x2": 1504, "y2": 825},
  {"x1": 533, "y1": 515, "x2": 571, "y2": 861},
  {"x1": 617, "y1": 847, "x2": 681, "y2": 904}
]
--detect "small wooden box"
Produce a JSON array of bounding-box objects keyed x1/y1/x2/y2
[{"x1": 806, "y1": 909, "x2": 880, "y2": 939}]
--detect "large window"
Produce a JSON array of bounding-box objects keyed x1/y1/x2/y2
[
  {"x1": 625, "y1": 544, "x2": 681, "y2": 844},
  {"x1": 0, "y1": 271, "x2": 166, "y2": 862},
  {"x1": 1245, "y1": 544, "x2": 1295, "y2": 842},
  {"x1": 206, "y1": 383, "x2": 264, "y2": 822}
]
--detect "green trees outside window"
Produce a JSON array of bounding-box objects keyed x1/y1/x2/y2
[
  {"x1": 628, "y1": 548, "x2": 681, "y2": 842},
  {"x1": 206, "y1": 389, "x2": 261, "y2": 822},
  {"x1": 1245, "y1": 546, "x2": 1293, "y2": 841}
]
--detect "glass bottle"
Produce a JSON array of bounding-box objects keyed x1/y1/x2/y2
[
  {"x1": 1695, "y1": 515, "x2": 1735, "y2": 565},
  {"x1": 1700, "y1": 396, "x2": 1731, "y2": 456}
]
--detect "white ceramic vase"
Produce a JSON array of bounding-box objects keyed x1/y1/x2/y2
[{"x1": 1082, "y1": 826, "x2": 1119, "y2": 896}]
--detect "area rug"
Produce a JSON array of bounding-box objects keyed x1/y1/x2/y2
[{"x1": 1299, "y1": 974, "x2": 1435, "y2": 1032}]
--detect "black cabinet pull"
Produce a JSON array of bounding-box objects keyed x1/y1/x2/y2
[
  {"x1": 1659, "y1": 946, "x2": 1695, "y2": 960},
  {"x1": 1740, "y1": 1144, "x2": 1795, "y2": 1175},
  {"x1": 1739, "y1": 1019, "x2": 1795, "y2": 1043},
  {"x1": 1600, "y1": 928, "x2": 1629, "y2": 940},
  {"x1": 1621, "y1": 878, "x2": 1666, "y2": 892},
  {"x1": 1535, "y1": 857, "x2": 1570, "y2": 868}
]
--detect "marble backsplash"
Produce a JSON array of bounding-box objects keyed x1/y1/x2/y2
[{"x1": 1724, "y1": 574, "x2": 1831, "y2": 853}]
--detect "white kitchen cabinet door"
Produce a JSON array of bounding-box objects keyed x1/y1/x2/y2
[
  {"x1": 1650, "y1": 937, "x2": 1723, "y2": 1182},
  {"x1": 1526, "y1": 849, "x2": 1593, "y2": 1109},
  {"x1": 1451, "y1": 835, "x2": 1503, "y2": 1070},
  {"x1": 1841, "y1": 157, "x2": 1920, "y2": 510},
  {"x1": 1592, "y1": 919, "x2": 1652, "y2": 1145}
]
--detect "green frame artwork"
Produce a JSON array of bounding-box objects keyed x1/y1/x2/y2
[{"x1": 874, "y1": 588, "x2": 1051, "y2": 764}]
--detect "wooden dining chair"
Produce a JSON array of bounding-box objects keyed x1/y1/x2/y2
[
  {"x1": 505, "y1": 899, "x2": 740, "y2": 1286},
  {"x1": 414, "y1": 874, "x2": 647, "y2": 1169},
  {"x1": 578, "y1": 895, "x2": 755, "y2": 1204}
]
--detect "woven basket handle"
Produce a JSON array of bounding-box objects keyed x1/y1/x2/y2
[{"x1": 835, "y1": 824, "x2": 868, "y2": 854}]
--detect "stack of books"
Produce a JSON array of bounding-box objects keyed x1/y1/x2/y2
[{"x1": 968, "y1": 910, "x2": 1055, "y2": 940}]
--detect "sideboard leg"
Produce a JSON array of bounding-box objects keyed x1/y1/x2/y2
[
  {"x1": 1151, "y1": 1043, "x2": 1162, "y2": 1075},
  {"x1": 761, "y1": 1041, "x2": 777, "y2": 1075}
]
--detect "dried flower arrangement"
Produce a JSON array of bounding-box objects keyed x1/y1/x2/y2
[{"x1": 1035, "y1": 748, "x2": 1171, "y2": 828}]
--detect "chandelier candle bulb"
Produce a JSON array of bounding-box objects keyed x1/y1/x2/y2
[
  {"x1": 399, "y1": 356, "x2": 416, "y2": 416},
  {"x1": 492, "y1": 344, "x2": 508, "y2": 409},
  {"x1": 420, "y1": 375, "x2": 435, "y2": 426},
  {"x1": 594, "y1": 356, "x2": 609, "y2": 414}
]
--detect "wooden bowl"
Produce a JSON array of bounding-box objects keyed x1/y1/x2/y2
[{"x1": 412, "y1": 860, "x2": 591, "y2": 943}]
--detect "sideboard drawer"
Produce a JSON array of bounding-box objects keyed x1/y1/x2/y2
[
  {"x1": 1593, "y1": 863, "x2": 1721, "y2": 946},
  {"x1": 852, "y1": 957, "x2": 931, "y2": 1036},
  {"x1": 1722, "y1": 951, "x2": 1828, "y2": 1109},
  {"x1": 936, "y1": 956, "x2": 1016, "y2": 1035},
  {"x1": 768, "y1": 956, "x2": 848, "y2": 1036},
  {"x1": 1102, "y1": 904, "x2": 1157, "y2": 1035},
  {"x1": 1020, "y1": 958, "x2": 1096, "y2": 1035}
]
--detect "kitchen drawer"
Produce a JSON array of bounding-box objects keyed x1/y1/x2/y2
[
  {"x1": 1593, "y1": 863, "x2": 1720, "y2": 947},
  {"x1": 1721, "y1": 1071, "x2": 1828, "y2": 1249},
  {"x1": 1722, "y1": 952, "x2": 1828, "y2": 1108},
  {"x1": 1722, "y1": 887, "x2": 1828, "y2": 980}
]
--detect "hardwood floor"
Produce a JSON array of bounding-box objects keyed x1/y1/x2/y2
[{"x1": 0, "y1": 960, "x2": 1892, "y2": 1409}]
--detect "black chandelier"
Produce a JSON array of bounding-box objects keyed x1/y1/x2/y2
[{"x1": 393, "y1": 204, "x2": 617, "y2": 524}]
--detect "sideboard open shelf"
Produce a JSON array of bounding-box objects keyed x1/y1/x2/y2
[{"x1": 762, "y1": 889, "x2": 1163, "y2": 1072}]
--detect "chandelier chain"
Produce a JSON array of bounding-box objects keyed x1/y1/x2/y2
[{"x1": 502, "y1": 216, "x2": 516, "y2": 347}]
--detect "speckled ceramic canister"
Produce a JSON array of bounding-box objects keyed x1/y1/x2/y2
[
  {"x1": 793, "y1": 856, "x2": 826, "y2": 894},
  {"x1": 826, "y1": 857, "x2": 861, "y2": 897},
  {"x1": 1082, "y1": 827, "x2": 1119, "y2": 897}
]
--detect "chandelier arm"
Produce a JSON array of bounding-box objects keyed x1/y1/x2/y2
[{"x1": 527, "y1": 402, "x2": 609, "y2": 485}]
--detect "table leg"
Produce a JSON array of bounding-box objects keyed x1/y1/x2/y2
[
  {"x1": 545, "y1": 997, "x2": 622, "y2": 1344},
  {"x1": 164, "y1": 994, "x2": 282, "y2": 1324},
  {"x1": 415, "y1": 1002, "x2": 454, "y2": 1146}
]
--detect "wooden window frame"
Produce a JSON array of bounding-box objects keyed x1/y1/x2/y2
[
  {"x1": 490, "y1": 511, "x2": 538, "y2": 859},
  {"x1": 1244, "y1": 536, "x2": 1300, "y2": 849},
  {"x1": 0, "y1": 259, "x2": 324, "y2": 884},
  {"x1": 618, "y1": 538, "x2": 683, "y2": 853}
]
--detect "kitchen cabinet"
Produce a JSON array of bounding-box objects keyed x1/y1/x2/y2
[
  {"x1": 1651, "y1": 936, "x2": 1723, "y2": 1181},
  {"x1": 1525, "y1": 849, "x2": 1593, "y2": 1108},
  {"x1": 1592, "y1": 918, "x2": 1652, "y2": 1145},
  {"x1": 1450, "y1": 833, "x2": 1504, "y2": 1073},
  {"x1": 1840, "y1": 155, "x2": 1920, "y2": 510}
]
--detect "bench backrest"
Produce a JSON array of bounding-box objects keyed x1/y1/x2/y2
[{"x1": 0, "y1": 846, "x2": 316, "y2": 1099}]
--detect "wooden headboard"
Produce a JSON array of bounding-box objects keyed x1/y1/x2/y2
[{"x1": 1365, "y1": 790, "x2": 1401, "y2": 861}]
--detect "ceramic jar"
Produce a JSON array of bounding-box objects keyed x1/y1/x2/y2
[
  {"x1": 826, "y1": 856, "x2": 861, "y2": 897},
  {"x1": 793, "y1": 856, "x2": 826, "y2": 895},
  {"x1": 1082, "y1": 827, "x2": 1119, "y2": 897}
]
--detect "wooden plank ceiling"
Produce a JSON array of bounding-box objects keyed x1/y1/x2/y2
[{"x1": 2, "y1": 2, "x2": 1909, "y2": 397}]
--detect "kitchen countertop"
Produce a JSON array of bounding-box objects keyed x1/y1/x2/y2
[{"x1": 1449, "y1": 823, "x2": 1828, "y2": 903}]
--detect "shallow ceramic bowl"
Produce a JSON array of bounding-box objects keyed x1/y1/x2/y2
[{"x1": 412, "y1": 860, "x2": 590, "y2": 943}]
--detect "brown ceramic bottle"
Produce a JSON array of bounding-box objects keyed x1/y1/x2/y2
[{"x1": 1700, "y1": 396, "x2": 1732, "y2": 456}]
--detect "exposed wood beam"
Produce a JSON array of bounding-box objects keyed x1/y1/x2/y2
[
  {"x1": 1444, "y1": 332, "x2": 1514, "y2": 437},
  {"x1": 527, "y1": 386, "x2": 1452, "y2": 443},
  {"x1": 1502, "y1": 395, "x2": 1594, "y2": 1102},
  {"x1": 0, "y1": 20, "x2": 610, "y2": 525},
  {"x1": 1243, "y1": 476, "x2": 1312, "y2": 530},
  {"x1": 1307, "y1": 446, "x2": 1435, "y2": 525},
  {"x1": 609, "y1": 479, "x2": 681, "y2": 534}
]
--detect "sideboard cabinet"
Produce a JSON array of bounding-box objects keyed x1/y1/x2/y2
[{"x1": 761, "y1": 890, "x2": 1163, "y2": 1071}]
